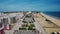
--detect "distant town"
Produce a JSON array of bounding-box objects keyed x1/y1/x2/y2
[{"x1": 0, "y1": 11, "x2": 60, "y2": 34}]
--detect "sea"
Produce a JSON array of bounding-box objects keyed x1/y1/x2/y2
[{"x1": 43, "y1": 11, "x2": 60, "y2": 20}]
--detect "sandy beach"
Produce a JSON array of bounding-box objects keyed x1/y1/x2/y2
[
  {"x1": 41, "y1": 13, "x2": 60, "y2": 27},
  {"x1": 33, "y1": 13, "x2": 60, "y2": 34}
]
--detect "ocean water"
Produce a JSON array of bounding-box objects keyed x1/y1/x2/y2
[{"x1": 43, "y1": 12, "x2": 60, "y2": 19}]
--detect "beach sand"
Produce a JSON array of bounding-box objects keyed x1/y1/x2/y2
[
  {"x1": 33, "y1": 13, "x2": 60, "y2": 34},
  {"x1": 41, "y1": 13, "x2": 60, "y2": 27}
]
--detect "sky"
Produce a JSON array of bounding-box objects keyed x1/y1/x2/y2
[{"x1": 0, "y1": 0, "x2": 60, "y2": 11}]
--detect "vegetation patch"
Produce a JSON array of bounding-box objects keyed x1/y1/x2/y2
[
  {"x1": 29, "y1": 24, "x2": 35, "y2": 27},
  {"x1": 28, "y1": 27, "x2": 35, "y2": 30},
  {"x1": 19, "y1": 28, "x2": 27, "y2": 30}
]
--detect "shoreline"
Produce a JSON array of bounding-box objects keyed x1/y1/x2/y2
[
  {"x1": 40, "y1": 13, "x2": 60, "y2": 27},
  {"x1": 46, "y1": 14, "x2": 60, "y2": 20},
  {"x1": 42, "y1": 13, "x2": 60, "y2": 20},
  {"x1": 41, "y1": 12, "x2": 60, "y2": 21}
]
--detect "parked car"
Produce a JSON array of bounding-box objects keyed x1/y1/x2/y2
[
  {"x1": 51, "y1": 32, "x2": 57, "y2": 34},
  {"x1": 57, "y1": 32, "x2": 60, "y2": 34}
]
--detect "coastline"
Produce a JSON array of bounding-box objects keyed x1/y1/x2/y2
[
  {"x1": 42, "y1": 12, "x2": 60, "y2": 20},
  {"x1": 40, "y1": 13, "x2": 60, "y2": 27}
]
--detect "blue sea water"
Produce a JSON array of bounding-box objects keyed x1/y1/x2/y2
[{"x1": 43, "y1": 12, "x2": 60, "y2": 19}]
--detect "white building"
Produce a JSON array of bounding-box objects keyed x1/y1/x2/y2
[{"x1": 0, "y1": 13, "x2": 24, "y2": 30}]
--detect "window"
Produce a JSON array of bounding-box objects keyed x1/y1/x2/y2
[{"x1": 3, "y1": 18, "x2": 8, "y2": 25}]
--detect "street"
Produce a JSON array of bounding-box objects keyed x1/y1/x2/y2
[{"x1": 34, "y1": 17, "x2": 47, "y2": 34}]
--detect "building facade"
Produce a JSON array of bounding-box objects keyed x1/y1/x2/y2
[{"x1": 0, "y1": 13, "x2": 24, "y2": 30}]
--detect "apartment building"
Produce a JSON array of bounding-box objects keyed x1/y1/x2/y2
[{"x1": 0, "y1": 13, "x2": 24, "y2": 30}]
